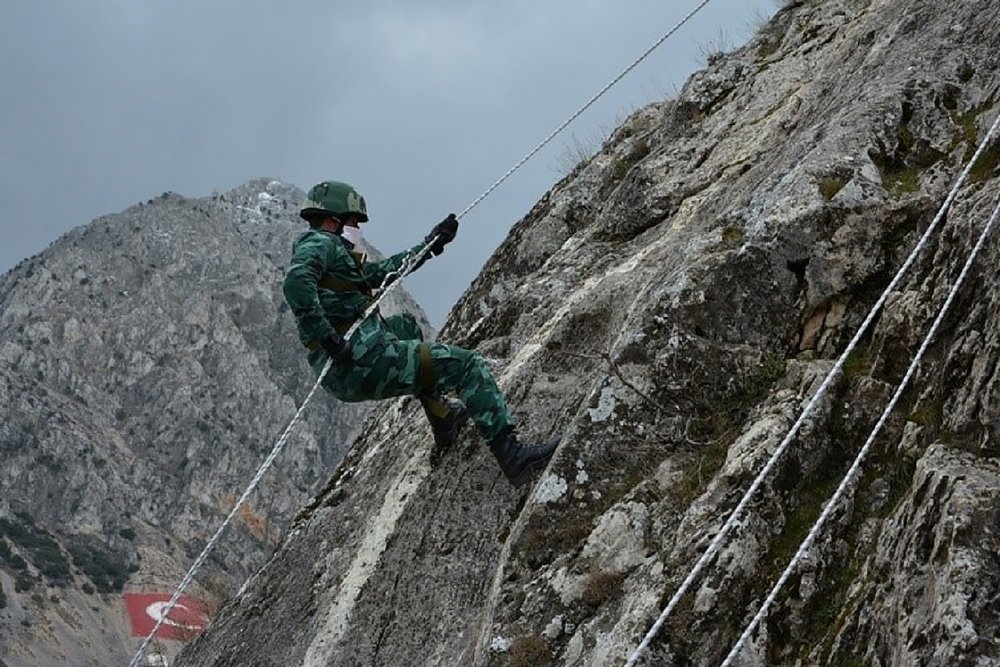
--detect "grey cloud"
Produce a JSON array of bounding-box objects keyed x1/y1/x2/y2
[{"x1": 0, "y1": 1, "x2": 776, "y2": 324}]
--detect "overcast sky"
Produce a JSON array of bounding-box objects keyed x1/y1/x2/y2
[{"x1": 1, "y1": 1, "x2": 776, "y2": 325}]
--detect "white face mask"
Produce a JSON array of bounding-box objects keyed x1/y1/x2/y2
[{"x1": 341, "y1": 225, "x2": 363, "y2": 246}]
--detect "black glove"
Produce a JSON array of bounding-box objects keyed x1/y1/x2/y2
[
  {"x1": 320, "y1": 333, "x2": 352, "y2": 365},
  {"x1": 424, "y1": 214, "x2": 459, "y2": 256}
]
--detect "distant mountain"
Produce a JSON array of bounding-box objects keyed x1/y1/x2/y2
[{"x1": 0, "y1": 178, "x2": 431, "y2": 666}]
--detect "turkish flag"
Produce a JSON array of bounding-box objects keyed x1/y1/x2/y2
[{"x1": 124, "y1": 593, "x2": 210, "y2": 640}]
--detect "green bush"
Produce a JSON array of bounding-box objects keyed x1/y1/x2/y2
[
  {"x1": 118, "y1": 527, "x2": 136, "y2": 541},
  {"x1": 819, "y1": 175, "x2": 848, "y2": 201},
  {"x1": 68, "y1": 539, "x2": 129, "y2": 594},
  {"x1": 33, "y1": 539, "x2": 71, "y2": 584},
  {"x1": 14, "y1": 575, "x2": 33, "y2": 593},
  {"x1": 0, "y1": 518, "x2": 29, "y2": 541},
  {"x1": 0, "y1": 517, "x2": 72, "y2": 585}
]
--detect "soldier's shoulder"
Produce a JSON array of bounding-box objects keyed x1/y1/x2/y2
[{"x1": 293, "y1": 229, "x2": 343, "y2": 252}]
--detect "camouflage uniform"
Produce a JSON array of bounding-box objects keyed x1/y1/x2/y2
[{"x1": 283, "y1": 229, "x2": 515, "y2": 441}]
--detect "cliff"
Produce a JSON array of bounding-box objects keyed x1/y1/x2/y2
[{"x1": 186, "y1": 0, "x2": 1000, "y2": 664}]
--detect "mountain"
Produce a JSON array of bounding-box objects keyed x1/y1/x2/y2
[
  {"x1": 0, "y1": 178, "x2": 430, "y2": 666},
  {"x1": 176, "y1": 1, "x2": 1000, "y2": 666}
]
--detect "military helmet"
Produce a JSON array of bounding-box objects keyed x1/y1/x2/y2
[{"x1": 299, "y1": 180, "x2": 369, "y2": 224}]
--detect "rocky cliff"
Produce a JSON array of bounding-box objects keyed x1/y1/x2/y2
[
  {"x1": 0, "y1": 179, "x2": 429, "y2": 666},
  {"x1": 177, "y1": 0, "x2": 997, "y2": 665}
]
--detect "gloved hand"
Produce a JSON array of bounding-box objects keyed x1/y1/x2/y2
[
  {"x1": 320, "y1": 333, "x2": 352, "y2": 365},
  {"x1": 424, "y1": 214, "x2": 459, "y2": 256}
]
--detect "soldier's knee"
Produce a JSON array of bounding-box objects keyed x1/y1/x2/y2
[{"x1": 462, "y1": 349, "x2": 498, "y2": 383}]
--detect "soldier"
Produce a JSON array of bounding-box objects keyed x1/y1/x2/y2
[{"x1": 282, "y1": 180, "x2": 557, "y2": 486}]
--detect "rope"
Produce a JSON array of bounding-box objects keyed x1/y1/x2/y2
[
  {"x1": 127, "y1": 356, "x2": 333, "y2": 666},
  {"x1": 128, "y1": 4, "x2": 714, "y2": 664},
  {"x1": 624, "y1": 108, "x2": 1000, "y2": 667},
  {"x1": 457, "y1": 0, "x2": 714, "y2": 220},
  {"x1": 721, "y1": 190, "x2": 1000, "y2": 667}
]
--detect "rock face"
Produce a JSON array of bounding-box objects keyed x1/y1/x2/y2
[
  {"x1": 188, "y1": 1, "x2": 999, "y2": 665},
  {"x1": 0, "y1": 179, "x2": 430, "y2": 666}
]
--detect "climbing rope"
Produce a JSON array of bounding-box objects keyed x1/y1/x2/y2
[
  {"x1": 721, "y1": 190, "x2": 1000, "y2": 665},
  {"x1": 128, "y1": 4, "x2": 715, "y2": 665},
  {"x1": 127, "y1": 357, "x2": 333, "y2": 667},
  {"x1": 458, "y1": 0, "x2": 715, "y2": 221},
  {"x1": 625, "y1": 108, "x2": 1000, "y2": 667}
]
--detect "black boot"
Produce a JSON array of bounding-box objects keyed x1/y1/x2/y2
[
  {"x1": 420, "y1": 394, "x2": 469, "y2": 460},
  {"x1": 488, "y1": 430, "x2": 559, "y2": 487}
]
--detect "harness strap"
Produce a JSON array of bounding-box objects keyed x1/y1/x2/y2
[
  {"x1": 318, "y1": 250, "x2": 376, "y2": 294},
  {"x1": 417, "y1": 343, "x2": 435, "y2": 392},
  {"x1": 318, "y1": 274, "x2": 366, "y2": 293},
  {"x1": 419, "y1": 394, "x2": 451, "y2": 419}
]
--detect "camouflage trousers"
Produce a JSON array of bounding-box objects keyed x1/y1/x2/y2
[{"x1": 308, "y1": 313, "x2": 515, "y2": 442}]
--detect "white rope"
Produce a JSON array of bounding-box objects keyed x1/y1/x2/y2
[
  {"x1": 130, "y1": 210, "x2": 434, "y2": 667},
  {"x1": 457, "y1": 0, "x2": 714, "y2": 220},
  {"x1": 127, "y1": 356, "x2": 333, "y2": 667},
  {"x1": 625, "y1": 108, "x2": 1000, "y2": 667},
  {"x1": 127, "y1": 4, "x2": 714, "y2": 665},
  {"x1": 721, "y1": 190, "x2": 1000, "y2": 667}
]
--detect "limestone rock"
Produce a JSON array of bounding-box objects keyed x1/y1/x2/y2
[{"x1": 180, "y1": 1, "x2": 1000, "y2": 665}]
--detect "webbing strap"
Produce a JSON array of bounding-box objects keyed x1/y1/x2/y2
[
  {"x1": 417, "y1": 343, "x2": 435, "y2": 393},
  {"x1": 419, "y1": 393, "x2": 451, "y2": 419},
  {"x1": 319, "y1": 274, "x2": 365, "y2": 293}
]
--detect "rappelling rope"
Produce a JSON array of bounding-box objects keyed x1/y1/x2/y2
[
  {"x1": 128, "y1": 3, "x2": 715, "y2": 665},
  {"x1": 625, "y1": 108, "x2": 1000, "y2": 667},
  {"x1": 127, "y1": 356, "x2": 333, "y2": 667},
  {"x1": 457, "y1": 0, "x2": 714, "y2": 221},
  {"x1": 720, "y1": 189, "x2": 1000, "y2": 665}
]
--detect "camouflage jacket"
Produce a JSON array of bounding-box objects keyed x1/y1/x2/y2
[{"x1": 282, "y1": 229, "x2": 425, "y2": 353}]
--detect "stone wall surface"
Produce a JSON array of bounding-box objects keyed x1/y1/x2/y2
[{"x1": 176, "y1": 0, "x2": 1000, "y2": 665}]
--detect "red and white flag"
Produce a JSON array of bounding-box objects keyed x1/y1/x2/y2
[{"x1": 123, "y1": 593, "x2": 209, "y2": 640}]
